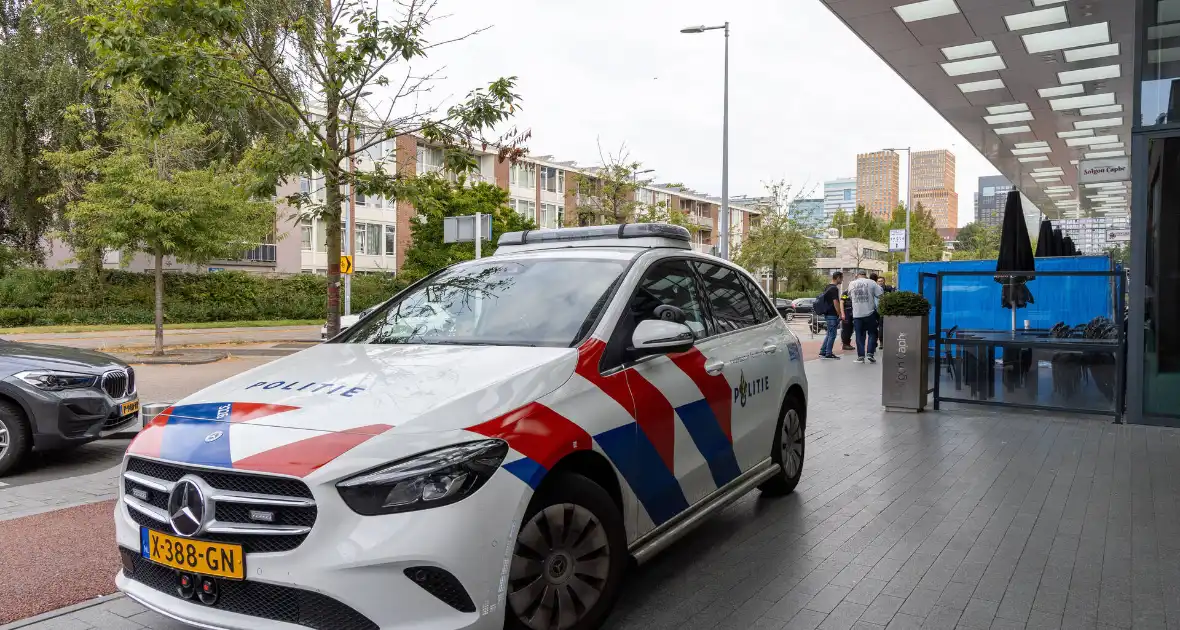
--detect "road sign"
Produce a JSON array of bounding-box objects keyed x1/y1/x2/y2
[
  {"x1": 340, "y1": 255, "x2": 354, "y2": 275},
  {"x1": 889, "y1": 229, "x2": 907, "y2": 252},
  {"x1": 443, "y1": 214, "x2": 493, "y2": 244}
]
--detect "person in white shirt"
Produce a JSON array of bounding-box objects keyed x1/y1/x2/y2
[{"x1": 848, "y1": 271, "x2": 884, "y2": 363}]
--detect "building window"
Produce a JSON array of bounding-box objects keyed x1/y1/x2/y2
[
  {"x1": 509, "y1": 198, "x2": 536, "y2": 220},
  {"x1": 843, "y1": 189, "x2": 852, "y2": 201},
  {"x1": 300, "y1": 218, "x2": 313, "y2": 251},
  {"x1": 821, "y1": 247, "x2": 837, "y2": 258},
  {"x1": 540, "y1": 203, "x2": 563, "y2": 229},
  {"x1": 417, "y1": 144, "x2": 444, "y2": 174},
  {"x1": 510, "y1": 163, "x2": 536, "y2": 188},
  {"x1": 540, "y1": 167, "x2": 564, "y2": 194},
  {"x1": 356, "y1": 222, "x2": 383, "y2": 255},
  {"x1": 355, "y1": 191, "x2": 366, "y2": 206},
  {"x1": 385, "y1": 225, "x2": 396, "y2": 258}
]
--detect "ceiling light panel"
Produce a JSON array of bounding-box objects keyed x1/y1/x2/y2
[
  {"x1": 1058, "y1": 129, "x2": 1096, "y2": 138},
  {"x1": 1033, "y1": 0, "x2": 1067, "y2": 5},
  {"x1": 1033, "y1": 167, "x2": 1065, "y2": 173},
  {"x1": 985, "y1": 111, "x2": 1035, "y2": 124},
  {"x1": 1005, "y1": 6, "x2": 1067, "y2": 31},
  {"x1": 895, "y1": 0, "x2": 960, "y2": 22},
  {"x1": 1081, "y1": 104, "x2": 1124, "y2": 116},
  {"x1": 1063, "y1": 43, "x2": 1121, "y2": 63},
  {"x1": 1020, "y1": 156, "x2": 1050, "y2": 163},
  {"x1": 1024, "y1": 22, "x2": 1111, "y2": 54},
  {"x1": 942, "y1": 41, "x2": 998, "y2": 60},
  {"x1": 959, "y1": 78, "x2": 1005, "y2": 93},
  {"x1": 1086, "y1": 150, "x2": 1127, "y2": 158},
  {"x1": 1050, "y1": 92, "x2": 1117, "y2": 110},
  {"x1": 995, "y1": 125, "x2": 1033, "y2": 135},
  {"x1": 1015, "y1": 141, "x2": 1050, "y2": 149},
  {"x1": 1090, "y1": 142, "x2": 1125, "y2": 150},
  {"x1": 987, "y1": 103, "x2": 1029, "y2": 115},
  {"x1": 1058, "y1": 64, "x2": 1122, "y2": 84},
  {"x1": 1013, "y1": 147, "x2": 1053, "y2": 155},
  {"x1": 942, "y1": 55, "x2": 1007, "y2": 76},
  {"x1": 1039, "y1": 84, "x2": 1085, "y2": 98},
  {"x1": 1074, "y1": 117, "x2": 1124, "y2": 130}
]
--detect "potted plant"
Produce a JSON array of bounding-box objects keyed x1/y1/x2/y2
[{"x1": 878, "y1": 290, "x2": 932, "y2": 412}]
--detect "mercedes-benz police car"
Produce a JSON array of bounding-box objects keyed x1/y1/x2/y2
[{"x1": 114, "y1": 223, "x2": 809, "y2": 630}]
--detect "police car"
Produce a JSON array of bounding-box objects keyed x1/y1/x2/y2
[{"x1": 114, "y1": 224, "x2": 808, "y2": 630}]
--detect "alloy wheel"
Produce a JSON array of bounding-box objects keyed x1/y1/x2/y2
[
  {"x1": 509, "y1": 503, "x2": 611, "y2": 630},
  {"x1": 0, "y1": 423, "x2": 8, "y2": 459},
  {"x1": 782, "y1": 409, "x2": 804, "y2": 479}
]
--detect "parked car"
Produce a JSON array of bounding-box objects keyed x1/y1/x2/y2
[
  {"x1": 791, "y1": 297, "x2": 816, "y2": 314},
  {"x1": 0, "y1": 342, "x2": 139, "y2": 476},
  {"x1": 774, "y1": 298, "x2": 796, "y2": 319},
  {"x1": 114, "y1": 224, "x2": 808, "y2": 630}
]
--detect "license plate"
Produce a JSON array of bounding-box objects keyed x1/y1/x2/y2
[
  {"x1": 140, "y1": 528, "x2": 245, "y2": 580},
  {"x1": 120, "y1": 398, "x2": 141, "y2": 417}
]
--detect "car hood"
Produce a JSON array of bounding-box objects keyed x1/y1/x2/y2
[
  {"x1": 0, "y1": 341, "x2": 125, "y2": 373},
  {"x1": 127, "y1": 343, "x2": 578, "y2": 476}
]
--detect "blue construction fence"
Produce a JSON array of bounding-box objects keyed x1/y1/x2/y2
[{"x1": 898, "y1": 256, "x2": 1119, "y2": 338}]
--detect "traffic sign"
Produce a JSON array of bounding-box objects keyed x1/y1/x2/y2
[
  {"x1": 889, "y1": 229, "x2": 907, "y2": 252},
  {"x1": 340, "y1": 255, "x2": 354, "y2": 275}
]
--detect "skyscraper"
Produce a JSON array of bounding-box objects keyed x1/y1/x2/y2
[
  {"x1": 823, "y1": 177, "x2": 857, "y2": 220},
  {"x1": 909, "y1": 149, "x2": 958, "y2": 229},
  {"x1": 975, "y1": 175, "x2": 1014, "y2": 229},
  {"x1": 856, "y1": 151, "x2": 900, "y2": 220}
]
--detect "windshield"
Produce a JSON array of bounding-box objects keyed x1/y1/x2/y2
[{"x1": 339, "y1": 258, "x2": 628, "y2": 347}]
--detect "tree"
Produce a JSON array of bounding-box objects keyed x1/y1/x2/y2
[
  {"x1": 733, "y1": 180, "x2": 820, "y2": 294},
  {"x1": 44, "y1": 88, "x2": 274, "y2": 355},
  {"x1": 1103, "y1": 242, "x2": 1130, "y2": 265},
  {"x1": 399, "y1": 174, "x2": 535, "y2": 281},
  {"x1": 81, "y1": 0, "x2": 526, "y2": 337},
  {"x1": 829, "y1": 204, "x2": 886, "y2": 243},
  {"x1": 953, "y1": 221, "x2": 1001, "y2": 261}
]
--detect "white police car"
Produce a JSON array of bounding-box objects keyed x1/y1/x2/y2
[{"x1": 114, "y1": 224, "x2": 808, "y2": 630}]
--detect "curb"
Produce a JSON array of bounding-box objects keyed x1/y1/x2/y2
[
  {"x1": 118, "y1": 351, "x2": 229, "y2": 365},
  {"x1": 0, "y1": 593, "x2": 125, "y2": 630}
]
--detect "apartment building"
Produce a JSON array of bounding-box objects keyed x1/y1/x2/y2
[
  {"x1": 975, "y1": 175, "x2": 1014, "y2": 229},
  {"x1": 823, "y1": 177, "x2": 857, "y2": 220},
  {"x1": 815, "y1": 237, "x2": 889, "y2": 282},
  {"x1": 1057, "y1": 216, "x2": 1130, "y2": 255},
  {"x1": 909, "y1": 149, "x2": 958, "y2": 230},
  {"x1": 856, "y1": 151, "x2": 900, "y2": 220}
]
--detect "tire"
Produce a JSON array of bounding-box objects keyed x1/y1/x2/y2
[
  {"x1": 505, "y1": 473, "x2": 628, "y2": 630},
  {"x1": 760, "y1": 394, "x2": 805, "y2": 496},
  {"x1": 0, "y1": 400, "x2": 31, "y2": 477}
]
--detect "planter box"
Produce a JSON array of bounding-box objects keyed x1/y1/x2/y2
[{"x1": 881, "y1": 315, "x2": 929, "y2": 412}]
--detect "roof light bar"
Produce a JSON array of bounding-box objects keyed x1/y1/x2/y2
[{"x1": 496, "y1": 223, "x2": 691, "y2": 247}]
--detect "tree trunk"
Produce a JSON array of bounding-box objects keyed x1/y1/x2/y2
[
  {"x1": 322, "y1": 0, "x2": 343, "y2": 338},
  {"x1": 153, "y1": 249, "x2": 164, "y2": 356},
  {"x1": 771, "y1": 261, "x2": 778, "y2": 298}
]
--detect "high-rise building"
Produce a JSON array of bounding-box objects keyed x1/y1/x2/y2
[
  {"x1": 909, "y1": 149, "x2": 958, "y2": 229},
  {"x1": 789, "y1": 198, "x2": 825, "y2": 224},
  {"x1": 1057, "y1": 216, "x2": 1130, "y2": 255},
  {"x1": 822, "y1": 177, "x2": 857, "y2": 220},
  {"x1": 856, "y1": 151, "x2": 900, "y2": 220},
  {"x1": 975, "y1": 175, "x2": 1014, "y2": 229}
]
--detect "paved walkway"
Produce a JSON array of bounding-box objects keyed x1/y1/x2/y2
[
  {"x1": 2, "y1": 325, "x2": 320, "y2": 352},
  {"x1": 6, "y1": 358, "x2": 1179, "y2": 630}
]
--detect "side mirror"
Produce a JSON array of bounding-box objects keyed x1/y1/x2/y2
[{"x1": 629, "y1": 319, "x2": 695, "y2": 357}]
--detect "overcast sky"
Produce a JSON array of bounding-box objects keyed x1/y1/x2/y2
[{"x1": 392, "y1": 0, "x2": 1003, "y2": 227}]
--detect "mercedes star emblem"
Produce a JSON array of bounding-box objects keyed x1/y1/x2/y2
[
  {"x1": 204, "y1": 430, "x2": 223, "y2": 443},
  {"x1": 167, "y1": 477, "x2": 209, "y2": 537}
]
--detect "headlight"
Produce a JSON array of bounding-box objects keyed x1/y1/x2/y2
[
  {"x1": 336, "y1": 440, "x2": 508, "y2": 516},
  {"x1": 15, "y1": 371, "x2": 98, "y2": 391}
]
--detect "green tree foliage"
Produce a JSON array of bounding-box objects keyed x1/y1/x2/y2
[
  {"x1": 1103, "y1": 243, "x2": 1130, "y2": 264},
  {"x1": 831, "y1": 204, "x2": 887, "y2": 243},
  {"x1": 43, "y1": 88, "x2": 275, "y2": 354},
  {"x1": 887, "y1": 202, "x2": 944, "y2": 264},
  {"x1": 399, "y1": 174, "x2": 536, "y2": 282},
  {"x1": 570, "y1": 147, "x2": 692, "y2": 229},
  {"x1": 952, "y1": 221, "x2": 1001, "y2": 261},
  {"x1": 80, "y1": 0, "x2": 526, "y2": 336},
  {"x1": 734, "y1": 180, "x2": 820, "y2": 294}
]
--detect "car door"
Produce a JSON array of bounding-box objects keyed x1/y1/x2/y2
[{"x1": 691, "y1": 261, "x2": 788, "y2": 474}]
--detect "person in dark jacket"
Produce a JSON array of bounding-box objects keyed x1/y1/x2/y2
[
  {"x1": 840, "y1": 287, "x2": 855, "y2": 351},
  {"x1": 872, "y1": 274, "x2": 894, "y2": 352}
]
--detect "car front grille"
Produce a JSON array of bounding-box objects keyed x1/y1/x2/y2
[
  {"x1": 122, "y1": 457, "x2": 316, "y2": 555},
  {"x1": 120, "y1": 549, "x2": 377, "y2": 630},
  {"x1": 102, "y1": 368, "x2": 135, "y2": 398}
]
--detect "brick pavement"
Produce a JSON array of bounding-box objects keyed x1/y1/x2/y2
[{"x1": 6, "y1": 357, "x2": 1179, "y2": 630}]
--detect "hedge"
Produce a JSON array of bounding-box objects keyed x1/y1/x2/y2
[{"x1": 0, "y1": 269, "x2": 407, "y2": 327}]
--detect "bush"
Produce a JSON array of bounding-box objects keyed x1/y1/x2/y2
[
  {"x1": 0, "y1": 269, "x2": 409, "y2": 327},
  {"x1": 878, "y1": 291, "x2": 931, "y2": 317}
]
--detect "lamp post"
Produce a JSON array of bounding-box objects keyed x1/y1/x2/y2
[
  {"x1": 883, "y1": 147, "x2": 912, "y2": 262},
  {"x1": 342, "y1": 92, "x2": 371, "y2": 316},
  {"x1": 681, "y1": 22, "x2": 729, "y2": 259}
]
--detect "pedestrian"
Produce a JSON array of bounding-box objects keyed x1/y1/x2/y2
[
  {"x1": 840, "y1": 286, "x2": 855, "y2": 351},
  {"x1": 849, "y1": 271, "x2": 883, "y2": 363},
  {"x1": 873, "y1": 274, "x2": 894, "y2": 353},
  {"x1": 817, "y1": 271, "x2": 844, "y2": 359}
]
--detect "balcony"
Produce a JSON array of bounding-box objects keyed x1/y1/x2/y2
[
  {"x1": 686, "y1": 213, "x2": 714, "y2": 228},
  {"x1": 240, "y1": 243, "x2": 277, "y2": 264}
]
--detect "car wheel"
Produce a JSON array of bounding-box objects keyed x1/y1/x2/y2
[
  {"x1": 0, "y1": 400, "x2": 31, "y2": 477},
  {"x1": 760, "y1": 394, "x2": 805, "y2": 496},
  {"x1": 505, "y1": 473, "x2": 627, "y2": 630}
]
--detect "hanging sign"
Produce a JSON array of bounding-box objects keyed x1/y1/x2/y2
[
  {"x1": 889, "y1": 229, "x2": 907, "y2": 252},
  {"x1": 1078, "y1": 157, "x2": 1130, "y2": 184}
]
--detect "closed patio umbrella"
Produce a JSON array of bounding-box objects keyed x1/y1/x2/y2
[
  {"x1": 1052, "y1": 228, "x2": 1066, "y2": 257},
  {"x1": 995, "y1": 191, "x2": 1036, "y2": 329},
  {"x1": 1064, "y1": 236, "x2": 1078, "y2": 256},
  {"x1": 1035, "y1": 220, "x2": 1054, "y2": 257}
]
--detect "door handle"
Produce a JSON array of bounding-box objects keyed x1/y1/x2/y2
[
  {"x1": 704, "y1": 360, "x2": 725, "y2": 375},
  {"x1": 763, "y1": 342, "x2": 779, "y2": 354}
]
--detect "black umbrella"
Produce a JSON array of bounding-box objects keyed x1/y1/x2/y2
[
  {"x1": 995, "y1": 191, "x2": 1036, "y2": 313},
  {"x1": 1052, "y1": 228, "x2": 1066, "y2": 257},
  {"x1": 1035, "y1": 220, "x2": 1054, "y2": 257},
  {"x1": 1063, "y1": 235, "x2": 1078, "y2": 256}
]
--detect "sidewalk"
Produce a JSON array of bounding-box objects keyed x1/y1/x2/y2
[
  {"x1": 2, "y1": 325, "x2": 320, "y2": 352},
  {"x1": 7, "y1": 358, "x2": 1179, "y2": 630}
]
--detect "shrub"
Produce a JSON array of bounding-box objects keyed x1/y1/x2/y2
[{"x1": 879, "y1": 291, "x2": 931, "y2": 317}]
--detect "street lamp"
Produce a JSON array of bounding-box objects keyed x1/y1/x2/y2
[
  {"x1": 883, "y1": 147, "x2": 912, "y2": 263},
  {"x1": 681, "y1": 22, "x2": 730, "y2": 259}
]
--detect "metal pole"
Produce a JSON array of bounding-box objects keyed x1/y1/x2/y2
[
  {"x1": 720, "y1": 22, "x2": 730, "y2": 260},
  {"x1": 905, "y1": 148, "x2": 912, "y2": 263},
  {"x1": 474, "y1": 212, "x2": 482, "y2": 259},
  {"x1": 345, "y1": 131, "x2": 356, "y2": 315}
]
